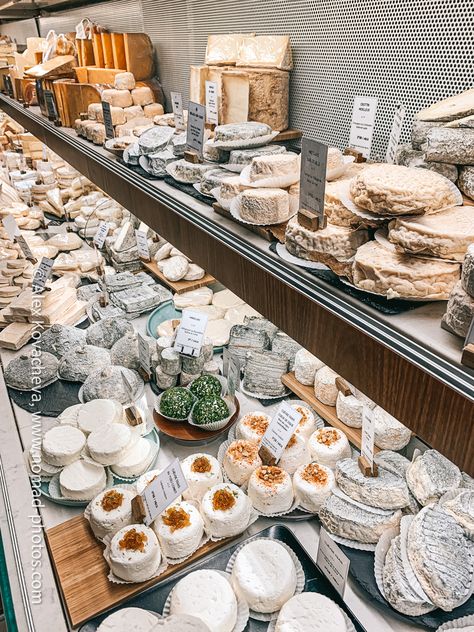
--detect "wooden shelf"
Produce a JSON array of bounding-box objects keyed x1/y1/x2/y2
[
  {"x1": 2, "y1": 95, "x2": 472, "y2": 474},
  {"x1": 142, "y1": 259, "x2": 215, "y2": 294},
  {"x1": 282, "y1": 372, "x2": 380, "y2": 453}
]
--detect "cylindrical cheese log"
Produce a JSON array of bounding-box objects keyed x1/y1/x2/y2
[
  {"x1": 143, "y1": 103, "x2": 164, "y2": 118},
  {"x1": 462, "y1": 244, "x2": 474, "y2": 297},
  {"x1": 131, "y1": 86, "x2": 154, "y2": 106},
  {"x1": 443, "y1": 281, "x2": 474, "y2": 337},
  {"x1": 425, "y1": 127, "x2": 474, "y2": 165},
  {"x1": 160, "y1": 348, "x2": 182, "y2": 375},
  {"x1": 182, "y1": 353, "x2": 206, "y2": 374},
  {"x1": 156, "y1": 366, "x2": 178, "y2": 390},
  {"x1": 201, "y1": 338, "x2": 213, "y2": 363},
  {"x1": 88, "y1": 103, "x2": 102, "y2": 121},
  {"x1": 202, "y1": 360, "x2": 219, "y2": 375},
  {"x1": 314, "y1": 366, "x2": 338, "y2": 406},
  {"x1": 101, "y1": 88, "x2": 133, "y2": 108},
  {"x1": 156, "y1": 335, "x2": 173, "y2": 355},
  {"x1": 123, "y1": 105, "x2": 144, "y2": 121},
  {"x1": 114, "y1": 72, "x2": 136, "y2": 91}
]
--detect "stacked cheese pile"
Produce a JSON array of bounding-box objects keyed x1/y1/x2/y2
[
  {"x1": 442, "y1": 244, "x2": 474, "y2": 338},
  {"x1": 293, "y1": 347, "x2": 412, "y2": 451},
  {"x1": 154, "y1": 241, "x2": 206, "y2": 283},
  {"x1": 77, "y1": 72, "x2": 164, "y2": 145},
  {"x1": 105, "y1": 219, "x2": 159, "y2": 273},
  {"x1": 396, "y1": 88, "x2": 474, "y2": 199},
  {"x1": 190, "y1": 33, "x2": 292, "y2": 131}
]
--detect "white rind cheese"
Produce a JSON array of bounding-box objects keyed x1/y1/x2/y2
[
  {"x1": 153, "y1": 614, "x2": 211, "y2": 631},
  {"x1": 110, "y1": 438, "x2": 152, "y2": 478},
  {"x1": 373, "y1": 406, "x2": 411, "y2": 451},
  {"x1": 442, "y1": 281, "x2": 474, "y2": 338},
  {"x1": 201, "y1": 483, "x2": 251, "y2": 538},
  {"x1": 88, "y1": 487, "x2": 135, "y2": 540},
  {"x1": 293, "y1": 463, "x2": 335, "y2": 513},
  {"x1": 308, "y1": 427, "x2": 351, "y2": 470},
  {"x1": 77, "y1": 399, "x2": 123, "y2": 435},
  {"x1": 97, "y1": 607, "x2": 158, "y2": 632},
  {"x1": 231, "y1": 540, "x2": 297, "y2": 613},
  {"x1": 275, "y1": 593, "x2": 347, "y2": 632},
  {"x1": 181, "y1": 454, "x2": 223, "y2": 501},
  {"x1": 60, "y1": 460, "x2": 106, "y2": 500},
  {"x1": 153, "y1": 501, "x2": 204, "y2": 559},
  {"x1": 239, "y1": 188, "x2": 290, "y2": 224},
  {"x1": 223, "y1": 439, "x2": 262, "y2": 486},
  {"x1": 248, "y1": 466, "x2": 294, "y2": 514},
  {"x1": 406, "y1": 449, "x2": 462, "y2": 506},
  {"x1": 170, "y1": 569, "x2": 237, "y2": 632},
  {"x1": 294, "y1": 349, "x2": 324, "y2": 386},
  {"x1": 109, "y1": 524, "x2": 162, "y2": 582},
  {"x1": 277, "y1": 432, "x2": 310, "y2": 475},
  {"x1": 87, "y1": 424, "x2": 133, "y2": 466},
  {"x1": 314, "y1": 366, "x2": 339, "y2": 406},
  {"x1": 42, "y1": 426, "x2": 86, "y2": 466}
]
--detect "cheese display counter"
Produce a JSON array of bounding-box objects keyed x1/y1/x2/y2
[{"x1": 0, "y1": 3, "x2": 472, "y2": 632}]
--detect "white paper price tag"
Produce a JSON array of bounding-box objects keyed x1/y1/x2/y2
[
  {"x1": 349, "y1": 96, "x2": 378, "y2": 158},
  {"x1": 32, "y1": 257, "x2": 54, "y2": 291},
  {"x1": 93, "y1": 221, "x2": 109, "y2": 248},
  {"x1": 361, "y1": 407, "x2": 375, "y2": 471},
  {"x1": 170, "y1": 91, "x2": 185, "y2": 131},
  {"x1": 101, "y1": 101, "x2": 115, "y2": 139},
  {"x1": 137, "y1": 332, "x2": 151, "y2": 374},
  {"x1": 205, "y1": 81, "x2": 219, "y2": 125},
  {"x1": 135, "y1": 229, "x2": 150, "y2": 260},
  {"x1": 2, "y1": 214, "x2": 20, "y2": 241},
  {"x1": 186, "y1": 101, "x2": 206, "y2": 157},
  {"x1": 261, "y1": 401, "x2": 303, "y2": 462},
  {"x1": 299, "y1": 138, "x2": 328, "y2": 219},
  {"x1": 174, "y1": 309, "x2": 209, "y2": 357},
  {"x1": 142, "y1": 458, "x2": 188, "y2": 526},
  {"x1": 317, "y1": 528, "x2": 350, "y2": 597},
  {"x1": 385, "y1": 103, "x2": 406, "y2": 164}
]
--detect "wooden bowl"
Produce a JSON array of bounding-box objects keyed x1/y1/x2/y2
[{"x1": 153, "y1": 396, "x2": 240, "y2": 446}]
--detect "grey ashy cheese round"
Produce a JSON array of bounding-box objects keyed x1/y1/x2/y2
[
  {"x1": 336, "y1": 391, "x2": 364, "y2": 428},
  {"x1": 138, "y1": 126, "x2": 175, "y2": 155},
  {"x1": 462, "y1": 244, "x2": 474, "y2": 296},
  {"x1": 200, "y1": 168, "x2": 231, "y2": 196},
  {"x1": 411, "y1": 119, "x2": 444, "y2": 150},
  {"x1": 156, "y1": 366, "x2": 178, "y2": 389},
  {"x1": 406, "y1": 449, "x2": 462, "y2": 506},
  {"x1": 214, "y1": 121, "x2": 272, "y2": 142},
  {"x1": 244, "y1": 316, "x2": 279, "y2": 340},
  {"x1": 425, "y1": 127, "x2": 474, "y2": 165},
  {"x1": 294, "y1": 348, "x2": 324, "y2": 386},
  {"x1": 148, "y1": 149, "x2": 175, "y2": 176},
  {"x1": 38, "y1": 324, "x2": 86, "y2": 358},
  {"x1": 395, "y1": 144, "x2": 458, "y2": 182},
  {"x1": 202, "y1": 360, "x2": 219, "y2": 375},
  {"x1": 86, "y1": 317, "x2": 134, "y2": 349},
  {"x1": 5, "y1": 351, "x2": 58, "y2": 390},
  {"x1": 156, "y1": 336, "x2": 173, "y2": 355},
  {"x1": 227, "y1": 144, "x2": 286, "y2": 171},
  {"x1": 458, "y1": 166, "x2": 474, "y2": 201},
  {"x1": 373, "y1": 405, "x2": 411, "y2": 450},
  {"x1": 59, "y1": 345, "x2": 111, "y2": 382},
  {"x1": 170, "y1": 160, "x2": 217, "y2": 184},
  {"x1": 82, "y1": 366, "x2": 143, "y2": 404},
  {"x1": 243, "y1": 349, "x2": 289, "y2": 397},
  {"x1": 443, "y1": 281, "x2": 474, "y2": 338},
  {"x1": 239, "y1": 188, "x2": 290, "y2": 224},
  {"x1": 271, "y1": 332, "x2": 302, "y2": 371},
  {"x1": 162, "y1": 256, "x2": 189, "y2": 281},
  {"x1": 110, "y1": 333, "x2": 140, "y2": 370},
  {"x1": 201, "y1": 338, "x2": 213, "y2": 362},
  {"x1": 181, "y1": 353, "x2": 206, "y2": 374},
  {"x1": 160, "y1": 348, "x2": 182, "y2": 375}
]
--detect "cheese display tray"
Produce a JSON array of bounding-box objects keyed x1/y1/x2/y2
[
  {"x1": 269, "y1": 242, "x2": 430, "y2": 315},
  {"x1": 153, "y1": 395, "x2": 240, "y2": 445},
  {"x1": 45, "y1": 514, "x2": 240, "y2": 628},
  {"x1": 79, "y1": 524, "x2": 366, "y2": 631},
  {"x1": 342, "y1": 545, "x2": 474, "y2": 629}
]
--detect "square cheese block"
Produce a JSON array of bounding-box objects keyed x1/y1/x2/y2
[
  {"x1": 143, "y1": 103, "x2": 164, "y2": 118},
  {"x1": 101, "y1": 89, "x2": 133, "y2": 108},
  {"x1": 114, "y1": 71, "x2": 136, "y2": 91},
  {"x1": 131, "y1": 86, "x2": 154, "y2": 106},
  {"x1": 352, "y1": 240, "x2": 460, "y2": 299},
  {"x1": 123, "y1": 104, "x2": 144, "y2": 121},
  {"x1": 236, "y1": 35, "x2": 293, "y2": 70},
  {"x1": 205, "y1": 33, "x2": 255, "y2": 65}
]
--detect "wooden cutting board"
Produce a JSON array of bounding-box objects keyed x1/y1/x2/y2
[
  {"x1": 142, "y1": 259, "x2": 215, "y2": 294},
  {"x1": 45, "y1": 515, "x2": 237, "y2": 628}
]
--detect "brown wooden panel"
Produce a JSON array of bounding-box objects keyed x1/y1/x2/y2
[{"x1": 4, "y1": 100, "x2": 472, "y2": 474}]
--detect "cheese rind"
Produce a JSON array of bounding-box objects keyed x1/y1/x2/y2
[
  {"x1": 96, "y1": 608, "x2": 157, "y2": 632},
  {"x1": 237, "y1": 35, "x2": 293, "y2": 70},
  {"x1": 59, "y1": 460, "x2": 106, "y2": 500},
  {"x1": 275, "y1": 593, "x2": 347, "y2": 632},
  {"x1": 131, "y1": 86, "x2": 154, "y2": 106},
  {"x1": 205, "y1": 34, "x2": 255, "y2": 65},
  {"x1": 425, "y1": 127, "x2": 474, "y2": 164},
  {"x1": 114, "y1": 72, "x2": 136, "y2": 90},
  {"x1": 101, "y1": 89, "x2": 133, "y2": 108},
  {"x1": 442, "y1": 281, "x2": 474, "y2": 338},
  {"x1": 239, "y1": 188, "x2": 290, "y2": 224},
  {"x1": 416, "y1": 88, "x2": 474, "y2": 122}
]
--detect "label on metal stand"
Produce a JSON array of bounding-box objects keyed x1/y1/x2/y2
[{"x1": 349, "y1": 96, "x2": 378, "y2": 158}]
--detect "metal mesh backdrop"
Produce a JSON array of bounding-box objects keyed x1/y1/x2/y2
[{"x1": 141, "y1": 0, "x2": 474, "y2": 158}]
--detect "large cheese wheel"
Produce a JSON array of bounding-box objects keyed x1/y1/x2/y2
[
  {"x1": 87, "y1": 103, "x2": 102, "y2": 121},
  {"x1": 101, "y1": 89, "x2": 133, "y2": 108},
  {"x1": 131, "y1": 86, "x2": 154, "y2": 106},
  {"x1": 143, "y1": 103, "x2": 164, "y2": 118},
  {"x1": 114, "y1": 71, "x2": 136, "y2": 90}
]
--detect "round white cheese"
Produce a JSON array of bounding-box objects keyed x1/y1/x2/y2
[
  {"x1": 109, "y1": 525, "x2": 162, "y2": 582},
  {"x1": 110, "y1": 438, "x2": 152, "y2": 478},
  {"x1": 57, "y1": 403, "x2": 83, "y2": 427},
  {"x1": 294, "y1": 349, "x2": 324, "y2": 386},
  {"x1": 231, "y1": 539, "x2": 297, "y2": 613},
  {"x1": 201, "y1": 483, "x2": 251, "y2": 538},
  {"x1": 248, "y1": 466, "x2": 294, "y2": 514},
  {"x1": 154, "y1": 614, "x2": 211, "y2": 631},
  {"x1": 170, "y1": 569, "x2": 237, "y2": 632},
  {"x1": 275, "y1": 592, "x2": 347, "y2": 632},
  {"x1": 211, "y1": 289, "x2": 244, "y2": 310},
  {"x1": 293, "y1": 463, "x2": 335, "y2": 512},
  {"x1": 87, "y1": 424, "x2": 133, "y2": 466},
  {"x1": 235, "y1": 412, "x2": 271, "y2": 444},
  {"x1": 204, "y1": 318, "x2": 232, "y2": 347},
  {"x1": 78, "y1": 399, "x2": 123, "y2": 434},
  {"x1": 181, "y1": 454, "x2": 223, "y2": 501},
  {"x1": 314, "y1": 366, "x2": 339, "y2": 406},
  {"x1": 292, "y1": 403, "x2": 319, "y2": 438},
  {"x1": 42, "y1": 425, "x2": 86, "y2": 466},
  {"x1": 89, "y1": 486, "x2": 135, "y2": 540},
  {"x1": 308, "y1": 427, "x2": 351, "y2": 470},
  {"x1": 223, "y1": 439, "x2": 262, "y2": 486},
  {"x1": 277, "y1": 433, "x2": 310, "y2": 475},
  {"x1": 60, "y1": 460, "x2": 106, "y2": 500},
  {"x1": 373, "y1": 406, "x2": 411, "y2": 450},
  {"x1": 153, "y1": 501, "x2": 204, "y2": 559},
  {"x1": 97, "y1": 607, "x2": 158, "y2": 632}
]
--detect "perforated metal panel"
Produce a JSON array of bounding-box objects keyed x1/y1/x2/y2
[
  {"x1": 38, "y1": 0, "x2": 144, "y2": 37},
  {"x1": 142, "y1": 0, "x2": 474, "y2": 158}
]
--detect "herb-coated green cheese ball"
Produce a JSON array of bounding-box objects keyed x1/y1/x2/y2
[
  {"x1": 189, "y1": 375, "x2": 222, "y2": 399},
  {"x1": 160, "y1": 387, "x2": 195, "y2": 419},
  {"x1": 192, "y1": 396, "x2": 230, "y2": 425}
]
